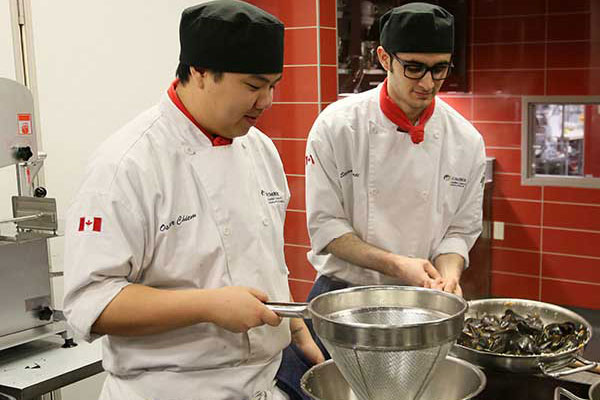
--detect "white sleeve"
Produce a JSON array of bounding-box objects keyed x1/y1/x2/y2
[
  {"x1": 63, "y1": 192, "x2": 147, "y2": 342},
  {"x1": 432, "y1": 136, "x2": 486, "y2": 268},
  {"x1": 305, "y1": 119, "x2": 354, "y2": 255}
]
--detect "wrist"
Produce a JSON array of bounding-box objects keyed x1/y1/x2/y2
[
  {"x1": 192, "y1": 288, "x2": 219, "y2": 324},
  {"x1": 383, "y1": 253, "x2": 406, "y2": 279},
  {"x1": 381, "y1": 253, "x2": 401, "y2": 276},
  {"x1": 434, "y1": 254, "x2": 464, "y2": 278},
  {"x1": 437, "y1": 264, "x2": 462, "y2": 281},
  {"x1": 290, "y1": 319, "x2": 310, "y2": 343}
]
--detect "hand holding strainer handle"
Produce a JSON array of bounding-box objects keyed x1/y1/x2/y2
[{"x1": 265, "y1": 302, "x2": 310, "y2": 319}]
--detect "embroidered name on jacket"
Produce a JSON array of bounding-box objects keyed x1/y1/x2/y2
[
  {"x1": 160, "y1": 214, "x2": 197, "y2": 232},
  {"x1": 443, "y1": 174, "x2": 468, "y2": 188},
  {"x1": 340, "y1": 169, "x2": 360, "y2": 179},
  {"x1": 261, "y1": 189, "x2": 284, "y2": 205}
]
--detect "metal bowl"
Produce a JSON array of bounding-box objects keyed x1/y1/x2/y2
[
  {"x1": 301, "y1": 356, "x2": 486, "y2": 400},
  {"x1": 451, "y1": 298, "x2": 597, "y2": 377}
]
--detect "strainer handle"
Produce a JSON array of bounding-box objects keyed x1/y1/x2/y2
[
  {"x1": 554, "y1": 387, "x2": 586, "y2": 400},
  {"x1": 265, "y1": 302, "x2": 310, "y2": 319}
]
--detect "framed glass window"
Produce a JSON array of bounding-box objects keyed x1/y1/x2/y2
[{"x1": 522, "y1": 96, "x2": 600, "y2": 188}]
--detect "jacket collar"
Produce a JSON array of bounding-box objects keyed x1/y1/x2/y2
[{"x1": 167, "y1": 80, "x2": 232, "y2": 147}]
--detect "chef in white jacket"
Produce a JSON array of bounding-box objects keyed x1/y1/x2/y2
[
  {"x1": 63, "y1": 2, "x2": 322, "y2": 399},
  {"x1": 304, "y1": 2, "x2": 486, "y2": 302},
  {"x1": 275, "y1": 4, "x2": 486, "y2": 395}
]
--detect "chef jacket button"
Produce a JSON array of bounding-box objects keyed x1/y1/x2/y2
[
  {"x1": 434, "y1": 133, "x2": 440, "y2": 139},
  {"x1": 241, "y1": 142, "x2": 247, "y2": 149},
  {"x1": 184, "y1": 146, "x2": 195, "y2": 155},
  {"x1": 421, "y1": 190, "x2": 429, "y2": 199},
  {"x1": 223, "y1": 227, "x2": 231, "y2": 236},
  {"x1": 262, "y1": 218, "x2": 269, "y2": 226},
  {"x1": 370, "y1": 188, "x2": 378, "y2": 196}
]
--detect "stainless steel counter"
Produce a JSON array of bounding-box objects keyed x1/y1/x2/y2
[{"x1": 0, "y1": 336, "x2": 102, "y2": 400}]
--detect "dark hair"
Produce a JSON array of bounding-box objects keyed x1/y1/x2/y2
[{"x1": 176, "y1": 63, "x2": 224, "y2": 84}]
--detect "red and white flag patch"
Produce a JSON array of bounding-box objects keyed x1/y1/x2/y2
[{"x1": 78, "y1": 217, "x2": 102, "y2": 232}]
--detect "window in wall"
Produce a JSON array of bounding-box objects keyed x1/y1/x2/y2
[{"x1": 522, "y1": 96, "x2": 600, "y2": 188}]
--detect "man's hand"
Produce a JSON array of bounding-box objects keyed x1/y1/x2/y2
[
  {"x1": 389, "y1": 255, "x2": 443, "y2": 287},
  {"x1": 425, "y1": 276, "x2": 463, "y2": 296},
  {"x1": 432, "y1": 253, "x2": 465, "y2": 296},
  {"x1": 206, "y1": 286, "x2": 282, "y2": 333},
  {"x1": 443, "y1": 278, "x2": 463, "y2": 296},
  {"x1": 290, "y1": 318, "x2": 325, "y2": 365}
]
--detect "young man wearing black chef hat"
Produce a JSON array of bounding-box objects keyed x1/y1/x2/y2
[
  {"x1": 276, "y1": 3, "x2": 486, "y2": 397},
  {"x1": 63, "y1": 2, "x2": 322, "y2": 399}
]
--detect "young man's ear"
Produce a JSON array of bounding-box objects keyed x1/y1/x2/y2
[
  {"x1": 189, "y1": 67, "x2": 208, "y2": 89},
  {"x1": 377, "y1": 46, "x2": 391, "y2": 72}
]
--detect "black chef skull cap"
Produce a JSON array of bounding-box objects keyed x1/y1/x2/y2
[
  {"x1": 179, "y1": 0, "x2": 284, "y2": 74},
  {"x1": 380, "y1": 2, "x2": 454, "y2": 54}
]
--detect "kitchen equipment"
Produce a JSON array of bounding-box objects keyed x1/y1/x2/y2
[
  {"x1": 267, "y1": 285, "x2": 467, "y2": 400},
  {"x1": 0, "y1": 78, "x2": 67, "y2": 351},
  {"x1": 301, "y1": 356, "x2": 486, "y2": 400},
  {"x1": 360, "y1": 40, "x2": 378, "y2": 70},
  {"x1": 555, "y1": 381, "x2": 600, "y2": 400},
  {"x1": 451, "y1": 298, "x2": 597, "y2": 377}
]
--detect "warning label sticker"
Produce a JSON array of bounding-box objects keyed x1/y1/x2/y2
[{"x1": 17, "y1": 114, "x2": 32, "y2": 135}]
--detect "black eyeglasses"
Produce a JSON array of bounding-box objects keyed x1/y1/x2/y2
[{"x1": 389, "y1": 53, "x2": 453, "y2": 81}]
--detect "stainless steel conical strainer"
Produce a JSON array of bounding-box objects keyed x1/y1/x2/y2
[{"x1": 267, "y1": 286, "x2": 467, "y2": 400}]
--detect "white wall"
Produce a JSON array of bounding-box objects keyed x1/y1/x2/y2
[
  {"x1": 9, "y1": 1, "x2": 209, "y2": 398},
  {"x1": 28, "y1": 0, "x2": 205, "y2": 278}
]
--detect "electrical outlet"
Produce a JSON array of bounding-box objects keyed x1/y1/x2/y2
[{"x1": 493, "y1": 221, "x2": 504, "y2": 240}]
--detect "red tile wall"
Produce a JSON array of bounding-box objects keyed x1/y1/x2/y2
[
  {"x1": 439, "y1": 0, "x2": 600, "y2": 308},
  {"x1": 247, "y1": 0, "x2": 337, "y2": 301},
  {"x1": 252, "y1": 0, "x2": 600, "y2": 308}
]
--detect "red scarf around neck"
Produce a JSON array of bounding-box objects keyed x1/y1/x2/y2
[
  {"x1": 379, "y1": 78, "x2": 436, "y2": 144},
  {"x1": 167, "y1": 79, "x2": 232, "y2": 146}
]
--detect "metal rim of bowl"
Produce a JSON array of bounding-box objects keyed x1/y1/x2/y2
[{"x1": 300, "y1": 356, "x2": 488, "y2": 400}]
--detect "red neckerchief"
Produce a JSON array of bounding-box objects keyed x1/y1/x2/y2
[
  {"x1": 167, "y1": 79, "x2": 232, "y2": 146},
  {"x1": 379, "y1": 78, "x2": 436, "y2": 144}
]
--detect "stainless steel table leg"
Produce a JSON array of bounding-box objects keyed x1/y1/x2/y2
[{"x1": 39, "y1": 391, "x2": 61, "y2": 400}]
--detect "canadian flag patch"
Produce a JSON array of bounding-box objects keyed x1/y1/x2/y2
[{"x1": 78, "y1": 217, "x2": 102, "y2": 232}]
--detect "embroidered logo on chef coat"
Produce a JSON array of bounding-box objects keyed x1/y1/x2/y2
[
  {"x1": 159, "y1": 213, "x2": 197, "y2": 232},
  {"x1": 443, "y1": 174, "x2": 467, "y2": 188},
  {"x1": 260, "y1": 189, "x2": 284, "y2": 205},
  {"x1": 78, "y1": 217, "x2": 102, "y2": 232},
  {"x1": 340, "y1": 169, "x2": 360, "y2": 179},
  {"x1": 305, "y1": 154, "x2": 315, "y2": 165}
]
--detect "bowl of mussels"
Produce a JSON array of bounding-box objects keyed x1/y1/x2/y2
[{"x1": 450, "y1": 298, "x2": 599, "y2": 377}]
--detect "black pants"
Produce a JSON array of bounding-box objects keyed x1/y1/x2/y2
[{"x1": 275, "y1": 275, "x2": 351, "y2": 400}]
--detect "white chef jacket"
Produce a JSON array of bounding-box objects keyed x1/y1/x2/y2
[
  {"x1": 63, "y1": 93, "x2": 292, "y2": 400},
  {"x1": 305, "y1": 84, "x2": 486, "y2": 286}
]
